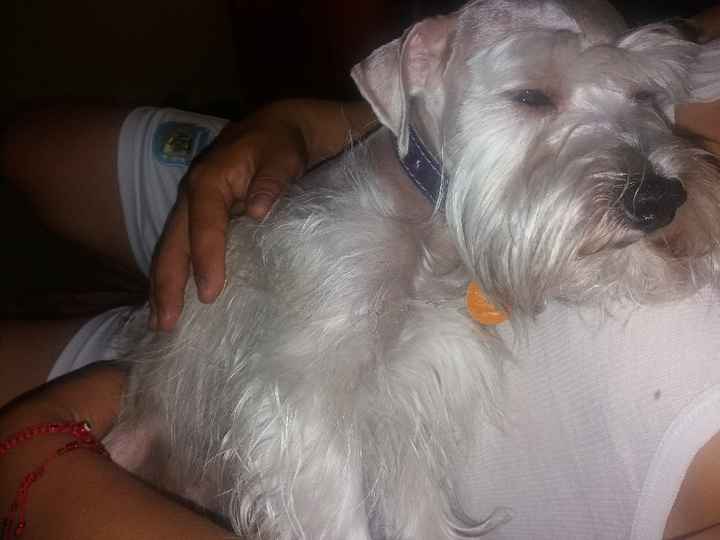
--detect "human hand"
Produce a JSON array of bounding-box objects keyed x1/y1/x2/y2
[
  {"x1": 673, "y1": 5, "x2": 720, "y2": 157},
  {"x1": 149, "y1": 100, "x2": 376, "y2": 332},
  {"x1": 150, "y1": 105, "x2": 310, "y2": 331}
]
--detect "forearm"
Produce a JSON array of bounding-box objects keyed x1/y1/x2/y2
[
  {"x1": 674, "y1": 6, "x2": 720, "y2": 155},
  {"x1": 0, "y1": 435, "x2": 234, "y2": 539},
  {"x1": 675, "y1": 101, "x2": 720, "y2": 155},
  {"x1": 298, "y1": 99, "x2": 379, "y2": 166},
  {"x1": 245, "y1": 99, "x2": 378, "y2": 168},
  {"x1": 0, "y1": 366, "x2": 235, "y2": 539},
  {"x1": 691, "y1": 5, "x2": 720, "y2": 42},
  {"x1": 0, "y1": 364, "x2": 126, "y2": 443}
]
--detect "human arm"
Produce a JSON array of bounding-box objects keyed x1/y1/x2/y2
[
  {"x1": 664, "y1": 432, "x2": 720, "y2": 540},
  {"x1": 0, "y1": 365, "x2": 238, "y2": 539},
  {"x1": 674, "y1": 6, "x2": 720, "y2": 155},
  {"x1": 149, "y1": 7, "x2": 720, "y2": 333},
  {"x1": 675, "y1": 100, "x2": 720, "y2": 156},
  {"x1": 662, "y1": 9, "x2": 720, "y2": 540},
  {"x1": 690, "y1": 5, "x2": 720, "y2": 43},
  {"x1": 150, "y1": 99, "x2": 377, "y2": 331}
]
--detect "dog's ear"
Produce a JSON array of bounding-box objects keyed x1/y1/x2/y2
[{"x1": 351, "y1": 15, "x2": 455, "y2": 156}]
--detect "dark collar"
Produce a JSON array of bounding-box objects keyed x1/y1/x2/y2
[{"x1": 397, "y1": 126, "x2": 445, "y2": 207}]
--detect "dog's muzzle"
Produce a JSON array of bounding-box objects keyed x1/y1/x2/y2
[{"x1": 621, "y1": 174, "x2": 687, "y2": 232}]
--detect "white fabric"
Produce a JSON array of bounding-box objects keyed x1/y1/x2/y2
[
  {"x1": 460, "y1": 291, "x2": 720, "y2": 539},
  {"x1": 47, "y1": 306, "x2": 141, "y2": 381},
  {"x1": 633, "y1": 384, "x2": 720, "y2": 539},
  {"x1": 51, "y1": 107, "x2": 720, "y2": 539},
  {"x1": 51, "y1": 107, "x2": 226, "y2": 379},
  {"x1": 116, "y1": 107, "x2": 228, "y2": 275}
]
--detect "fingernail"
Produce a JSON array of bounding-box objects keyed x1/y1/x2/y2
[
  {"x1": 249, "y1": 193, "x2": 272, "y2": 212},
  {"x1": 158, "y1": 309, "x2": 176, "y2": 331},
  {"x1": 197, "y1": 275, "x2": 215, "y2": 303}
]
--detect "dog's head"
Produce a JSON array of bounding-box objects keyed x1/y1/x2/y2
[{"x1": 352, "y1": 0, "x2": 720, "y2": 316}]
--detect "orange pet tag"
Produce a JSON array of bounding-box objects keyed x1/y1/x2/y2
[{"x1": 466, "y1": 282, "x2": 508, "y2": 325}]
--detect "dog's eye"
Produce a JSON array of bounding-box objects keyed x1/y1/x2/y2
[
  {"x1": 632, "y1": 90, "x2": 656, "y2": 105},
  {"x1": 512, "y1": 89, "x2": 554, "y2": 108}
]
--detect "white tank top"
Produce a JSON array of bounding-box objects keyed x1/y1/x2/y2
[{"x1": 458, "y1": 286, "x2": 720, "y2": 539}]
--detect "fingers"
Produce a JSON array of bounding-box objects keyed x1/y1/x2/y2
[
  {"x1": 149, "y1": 113, "x2": 310, "y2": 332},
  {"x1": 244, "y1": 131, "x2": 306, "y2": 219},
  {"x1": 187, "y1": 164, "x2": 234, "y2": 304},
  {"x1": 187, "y1": 149, "x2": 297, "y2": 292},
  {"x1": 150, "y1": 198, "x2": 191, "y2": 331},
  {"x1": 150, "y1": 155, "x2": 239, "y2": 331},
  {"x1": 184, "y1": 145, "x2": 300, "y2": 303}
]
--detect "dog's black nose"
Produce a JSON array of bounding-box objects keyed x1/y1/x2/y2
[{"x1": 621, "y1": 174, "x2": 687, "y2": 232}]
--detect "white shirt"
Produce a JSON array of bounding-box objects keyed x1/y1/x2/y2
[{"x1": 459, "y1": 287, "x2": 720, "y2": 539}]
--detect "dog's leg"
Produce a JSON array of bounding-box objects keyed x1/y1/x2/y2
[
  {"x1": 226, "y1": 379, "x2": 373, "y2": 540},
  {"x1": 279, "y1": 423, "x2": 371, "y2": 540},
  {"x1": 365, "y1": 303, "x2": 508, "y2": 539},
  {"x1": 367, "y1": 409, "x2": 483, "y2": 540},
  {"x1": 376, "y1": 452, "x2": 509, "y2": 540}
]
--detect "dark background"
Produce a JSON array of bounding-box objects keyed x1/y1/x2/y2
[
  {"x1": 2, "y1": 1, "x2": 716, "y2": 121},
  {"x1": 1, "y1": 0, "x2": 717, "y2": 319}
]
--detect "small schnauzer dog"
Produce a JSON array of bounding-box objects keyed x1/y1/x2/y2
[{"x1": 111, "y1": 0, "x2": 720, "y2": 538}]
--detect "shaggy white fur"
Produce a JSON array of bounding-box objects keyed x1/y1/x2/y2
[{"x1": 110, "y1": 1, "x2": 720, "y2": 538}]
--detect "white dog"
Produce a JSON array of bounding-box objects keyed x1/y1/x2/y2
[{"x1": 111, "y1": 0, "x2": 720, "y2": 538}]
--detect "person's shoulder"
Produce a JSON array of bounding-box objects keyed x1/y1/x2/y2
[{"x1": 664, "y1": 431, "x2": 720, "y2": 539}]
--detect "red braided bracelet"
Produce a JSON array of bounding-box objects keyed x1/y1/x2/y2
[{"x1": 1, "y1": 421, "x2": 109, "y2": 539}]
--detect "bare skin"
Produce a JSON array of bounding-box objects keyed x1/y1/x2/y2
[
  {"x1": 670, "y1": 42, "x2": 720, "y2": 540},
  {"x1": 149, "y1": 99, "x2": 377, "y2": 330},
  {"x1": 0, "y1": 104, "x2": 137, "y2": 410},
  {"x1": 140, "y1": 96, "x2": 720, "y2": 538},
  {"x1": 664, "y1": 432, "x2": 720, "y2": 539},
  {"x1": 4, "y1": 103, "x2": 720, "y2": 540},
  {"x1": 692, "y1": 5, "x2": 720, "y2": 44},
  {"x1": 676, "y1": 100, "x2": 720, "y2": 156},
  {"x1": 0, "y1": 100, "x2": 377, "y2": 332},
  {"x1": 0, "y1": 98, "x2": 378, "y2": 540},
  {"x1": 0, "y1": 99, "x2": 377, "y2": 406},
  {"x1": 0, "y1": 365, "x2": 239, "y2": 539},
  {"x1": 0, "y1": 319, "x2": 88, "y2": 408},
  {"x1": 4, "y1": 101, "x2": 720, "y2": 540},
  {"x1": 1, "y1": 105, "x2": 139, "y2": 274}
]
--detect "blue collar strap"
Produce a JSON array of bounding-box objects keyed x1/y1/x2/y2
[{"x1": 397, "y1": 126, "x2": 445, "y2": 207}]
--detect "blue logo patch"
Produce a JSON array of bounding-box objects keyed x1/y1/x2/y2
[{"x1": 152, "y1": 121, "x2": 212, "y2": 166}]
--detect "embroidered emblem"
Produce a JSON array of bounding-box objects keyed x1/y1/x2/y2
[{"x1": 153, "y1": 122, "x2": 212, "y2": 166}]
